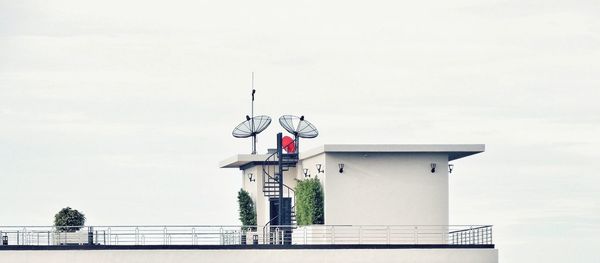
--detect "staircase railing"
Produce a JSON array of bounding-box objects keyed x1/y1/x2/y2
[
  {"x1": 260, "y1": 145, "x2": 297, "y2": 203},
  {"x1": 260, "y1": 139, "x2": 299, "y2": 241}
]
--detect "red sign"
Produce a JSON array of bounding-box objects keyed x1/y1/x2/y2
[{"x1": 282, "y1": 136, "x2": 296, "y2": 153}]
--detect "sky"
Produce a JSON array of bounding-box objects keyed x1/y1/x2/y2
[{"x1": 0, "y1": 0, "x2": 599, "y2": 261}]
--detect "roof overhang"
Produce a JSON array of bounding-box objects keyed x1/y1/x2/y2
[
  {"x1": 300, "y1": 144, "x2": 485, "y2": 161},
  {"x1": 220, "y1": 144, "x2": 485, "y2": 169},
  {"x1": 219, "y1": 154, "x2": 272, "y2": 169}
]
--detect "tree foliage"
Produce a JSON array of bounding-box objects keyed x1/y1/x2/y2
[
  {"x1": 237, "y1": 189, "x2": 256, "y2": 229},
  {"x1": 295, "y1": 177, "x2": 324, "y2": 225},
  {"x1": 53, "y1": 207, "x2": 86, "y2": 232}
]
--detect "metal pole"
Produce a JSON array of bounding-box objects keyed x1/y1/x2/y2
[
  {"x1": 251, "y1": 72, "x2": 256, "y2": 154},
  {"x1": 277, "y1": 133, "x2": 284, "y2": 229},
  {"x1": 294, "y1": 135, "x2": 299, "y2": 153}
]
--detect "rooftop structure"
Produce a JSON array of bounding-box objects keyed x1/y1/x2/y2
[{"x1": 221, "y1": 140, "x2": 486, "y2": 227}]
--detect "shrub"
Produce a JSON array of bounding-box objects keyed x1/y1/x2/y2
[
  {"x1": 295, "y1": 177, "x2": 324, "y2": 225},
  {"x1": 237, "y1": 189, "x2": 256, "y2": 230},
  {"x1": 53, "y1": 207, "x2": 86, "y2": 232}
]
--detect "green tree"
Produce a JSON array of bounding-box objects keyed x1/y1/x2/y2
[
  {"x1": 237, "y1": 189, "x2": 256, "y2": 229},
  {"x1": 295, "y1": 177, "x2": 324, "y2": 225},
  {"x1": 53, "y1": 207, "x2": 86, "y2": 232}
]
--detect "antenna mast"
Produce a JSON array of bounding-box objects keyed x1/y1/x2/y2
[
  {"x1": 231, "y1": 73, "x2": 271, "y2": 155},
  {"x1": 251, "y1": 72, "x2": 256, "y2": 154}
]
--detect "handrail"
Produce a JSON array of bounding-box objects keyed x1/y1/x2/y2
[
  {"x1": 261, "y1": 215, "x2": 279, "y2": 243},
  {"x1": 448, "y1": 225, "x2": 492, "y2": 234},
  {"x1": 261, "y1": 146, "x2": 296, "y2": 196},
  {"x1": 0, "y1": 225, "x2": 494, "y2": 246}
]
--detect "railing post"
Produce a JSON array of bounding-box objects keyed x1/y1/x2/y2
[
  {"x1": 442, "y1": 226, "x2": 445, "y2": 244},
  {"x1": 2, "y1": 232, "x2": 7, "y2": 246},
  {"x1": 107, "y1": 227, "x2": 112, "y2": 245},
  {"x1": 414, "y1": 226, "x2": 418, "y2": 244},
  {"x1": 192, "y1": 228, "x2": 196, "y2": 245},
  {"x1": 88, "y1": 227, "x2": 94, "y2": 245},
  {"x1": 386, "y1": 226, "x2": 390, "y2": 245},
  {"x1": 219, "y1": 227, "x2": 224, "y2": 245},
  {"x1": 358, "y1": 226, "x2": 362, "y2": 245},
  {"x1": 469, "y1": 226, "x2": 473, "y2": 244},
  {"x1": 163, "y1": 227, "x2": 168, "y2": 245},
  {"x1": 331, "y1": 226, "x2": 335, "y2": 244},
  {"x1": 304, "y1": 227, "x2": 307, "y2": 244}
]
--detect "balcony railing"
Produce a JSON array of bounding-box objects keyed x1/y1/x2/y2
[{"x1": 0, "y1": 225, "x2": 492, "y2": 246}]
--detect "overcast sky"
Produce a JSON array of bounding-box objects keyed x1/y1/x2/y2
[{"x1": 1, "y1": 0, "x2": 599, "y2": 262}]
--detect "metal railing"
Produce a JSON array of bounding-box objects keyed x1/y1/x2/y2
[{"x1": 0, "y1": 225, "x2": 492, "y2": 246}]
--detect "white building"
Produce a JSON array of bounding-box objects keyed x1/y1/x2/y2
[{"x1": 221, "y1": 144, "x2": 485, "y2": 228}]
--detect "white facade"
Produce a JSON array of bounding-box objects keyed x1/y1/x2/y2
[{"x1": 0, "y1": 248, "x2": 498, "y2": 263}]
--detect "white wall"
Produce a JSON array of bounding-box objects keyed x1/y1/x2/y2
[
  {"x1": 322, "y1": 152, "x2": 449, "y2": 226},
  {"x1": 296, "y1": 153, "x2": 326, "y2": 182},
  {"x1": 0, "y1": 249, "x2": 498, "y2": 263},
  {"x1": 244, "y1": 152, "x2": 450, "y2": 228}
]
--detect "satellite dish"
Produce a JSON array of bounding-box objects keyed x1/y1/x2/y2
[
  {"x1": 232, "y1": 115, "x2": 272, "y2": 138},
  {"x1": 279, "y1": 115, "x2": 319, "y2": 138},
  {"x1": 279, "y1": 115, "x2": 318, "y2": 153},
  {"x1": 232, "y1": 115, "x2": 272, "y2": 154}
]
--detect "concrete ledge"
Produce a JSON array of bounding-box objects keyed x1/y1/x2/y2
[
  {"x1": 0, "y1": 244, "x2": 494, "y2": 250},
  {"x1": 0, "y1": 246, "x2": 499, "y2": 263}
]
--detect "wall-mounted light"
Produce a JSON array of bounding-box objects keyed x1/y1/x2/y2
[
  {"x1": 338, "y1": 163, "x2": 344, "y2": 173},
  {"x1": 448, "y1": 164, "x2": 454, "y2": 174},
  {"x1": 247, "y1": 173, "x2": 255, "y2": 182},
  {"x1": 303, "y1": 168, "x2": 311, "y2": 178},
  {"x1": 316, "y1": 164, "x2": 324, "y2": 173},
  {"x1": 430, "y1": 163, "x2": 436, "y2": 173}
]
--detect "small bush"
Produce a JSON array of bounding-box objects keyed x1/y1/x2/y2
[
  {"x1": 238, "y1": 189, "x2": 257, "y2": 230},
  {"x1": 295, "y1": 177, "x2": 324, "y2": 225},
  {"x1": 53, "y1": 207, "x2": 86, "y2": 232}
]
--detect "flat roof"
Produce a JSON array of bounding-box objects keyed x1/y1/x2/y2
[
  {"x1": 220, "y1": 144, "x2": 484, "y2": 169},
  {"x1": 300, "y1": 144, "x2": 485, "y2": 161}
]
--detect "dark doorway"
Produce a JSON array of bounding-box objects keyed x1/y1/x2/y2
[
  {"x1": 268, "y1": 197, "x2": 292, "y2": 244},
  {"x1": 269, "y1": 197, "x2": 292, "y2": 225}
]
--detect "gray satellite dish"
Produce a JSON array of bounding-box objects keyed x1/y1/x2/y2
[
  {"x1": 232, "y1": 115, "x2": 272, "y2": 154},
  {"x1": 279, "y1": 115, "x2": 318, "y2": 152},
  {"x1": 233, "y1": 115, "x2": 272, "y2": 138}
]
